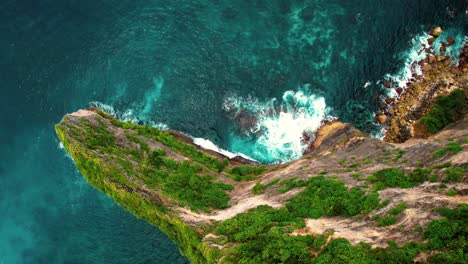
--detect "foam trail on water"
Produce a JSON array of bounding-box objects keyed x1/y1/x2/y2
[
  {"x1": 224, "y1": 86, "x2": 333, "y2": 163},
  {"x1": 142, "y1": 76, "x2": 164, "y2": 116},
  {"x1": 192, "y1": 138, "x2": 257, "y2": 161},
  {"x1": 90, "y1": 101, "x2": 168, "y2": 129}
]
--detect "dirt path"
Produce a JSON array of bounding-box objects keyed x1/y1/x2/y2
[{"x1": 178, "y1": 195, "x2": 282, "y2": 222}]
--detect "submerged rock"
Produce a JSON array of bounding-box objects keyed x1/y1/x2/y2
[{"x1": 447, "y1": 37, "x2": 455, "y2": 46}]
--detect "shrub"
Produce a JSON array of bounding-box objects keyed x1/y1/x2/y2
[
  {"x1": 419, "y1": 89, "x2": 465, "y2": 133},
  {"x1": 424, "y1": 205, "x2": 467, "y2": 251},
  {"x1": 446, "y1": 189, "x2": 457, "y2": 197},
  {"x1": 389, "y1": 202, "x2": 408, "y2": 215},
  {"x1": 378, "y1": 216, "x2": 397, "y2": 226},
  {"x1": 286, "y1": 177, "x2": 380, "y2": 218},
  {"x1": 445, "y1": 167, "x2": 465, "y2": 182},
  {"x1": 407, "y1": 168, "x2": 431, "y2": 183},
  {"x1": 367, "y1": 168, "x2": 411, "y2": 189},
  {"x1": 231, "y1": 165, "x2": 266, "y2": 181}
]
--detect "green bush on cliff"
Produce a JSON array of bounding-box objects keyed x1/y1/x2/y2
[
  {"x1": 215, "y1": 177, "x2": 382, "y2": 263},
  {"x1": 367, "y1": 168, "x2": 432, "y2": 190},
  {"x1": 143, "y1": 159, "x2": 231, "y2": 211},
  {"x1": 419, "y1": 89, "x2": 465, "y2": 134},
  {"x1": 424, "y1": 204, "x2": 468, "y2": 262},
  {"x1": 96, "y1": 110, "x2": 224, "y2": 171},
  {"x1": 230, "y1": 165, "x2": 266, "y2": 181},
  {"x1": 287, "y1": 177, "x2": 380, "y2": 218}
]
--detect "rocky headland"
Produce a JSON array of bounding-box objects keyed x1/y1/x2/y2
[{"x1": 56, "y1": 28, "x2": 467, "y2": 263}]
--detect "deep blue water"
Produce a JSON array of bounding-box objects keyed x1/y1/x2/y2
[{"x1": 0, "y1": 0, "x2": 466, "y2": 263}]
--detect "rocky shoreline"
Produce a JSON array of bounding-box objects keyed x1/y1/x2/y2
[{"x1": 375, "y1": 27, "x2": 468, "y2": 143}]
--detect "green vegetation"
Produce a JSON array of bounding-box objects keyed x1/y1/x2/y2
[
  {"x1": 55, "y1": 122, "x2": 221, "y2": 263},
  {"x1": 446, "y1": 189, "x2": 457, "y2": 197},
  {"x1": 433, "y1": 141, "x2": 463, "y2": 158},
  {"x1": 393, "y1": 149, "x2": 405, "y2": 161},
  {"x1": 444, "y1": 167, "x2": 465, "y2": 182},
  {"x1": 96, "y1": 109, "x2": 225, "y2": 171},
  {"x1": 350, "y1": 173, "x2": 362, "y2": 180},
  {"x1": 252, "y1": 179, "x2": 280, "y2": 194},
  {"x1": 389, "y1": 202, "x2": 408, "y2": 215},
  {"x1": 372, "y1": 202, "x2": 407, "y2": 227},
  {"x1": 216, "y1": 176, "x2": 381, "y2": 263},
  {"x1": 286, "y1": 177, "x2": 380, "y2": 219},
  {"x1": 424, "y1": 205, "x2": 468, "y2": 263},
  {"x1": 57, "y1": 116, "x2": 232, "y2": 212},
  {"x1": 419, "y1": 89, "x2": 465, "y2": 133},
  {"x1": 377, "y1": 215, "x2": 397, "y2": 226},
  {"x1": 278, "y1": 177, "x2": 309, "y2": 193},
  {"x1": 367, "y1": 168, "x2": 432, "y2": 190},
  {"x1": 348, "y1": 162, "x2": 361, "y2": 169},
  {"x1": 230, "y1": 165, "x2": 266, "y2": 181},
  {"x1": 57, "y1": 110, "x2": 467, "y2": 263}
]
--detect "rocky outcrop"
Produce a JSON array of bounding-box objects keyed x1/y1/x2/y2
[{"x1": 383, "y1": 32, "x2": 468, "y2": 143}]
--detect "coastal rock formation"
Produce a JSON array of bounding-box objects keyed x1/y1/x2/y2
[
  {"x1": 56, "y1": 103, "x2": 467, "y2": 263},
  {"x1": 383, "y1": 35, "x2": 468, "y2": 143}
]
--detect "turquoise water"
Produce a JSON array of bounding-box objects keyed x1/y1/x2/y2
[{"x1": 1, "y1": 0, "x2": 466, "y2": 263}]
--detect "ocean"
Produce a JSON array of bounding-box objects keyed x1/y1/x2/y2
[{"x1": 0, "y1": 0, "x2": 466, "y2": 263}]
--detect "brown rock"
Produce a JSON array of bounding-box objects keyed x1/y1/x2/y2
[
  {"x1": 396, "y1": 87, "x2": 403, "y2": 95},
  {"x1": 385, "y1": 98, "x2": 395, "y2": 104},
  {"x1": 422, "y1": 64, "x2": 433, "y2": 71},
  {"x1": 384, "y1": 81, "x2": 392, "y2": 88},
  {"x1": 428, "y1": 56, "x2": 435, "y2": 64},
  {"x1": 436, "y1": 55, "x2": 446, "y2": 62},
  {"x1": 443, "y1": 58, "x2": 452, "y2": 66},
  {"x1": 440, "y1": 46, "x2": 446, "y2": 53},
  {"x1": 430, "y1": 27, "x2": 442, "y2": 38},
  {"x1": 428, "y1": 37, "x2": 435, "y2": 44},
  {"x1": 417, "y1": 59, "x2": 425, "y2": 66},
  {"x1": 380, "y1": 104, "x2": 388, "y2": 110},
  {"x1": 376, "y1": 114, "x2": 388, "y2": 124},
  {"x1": 447, "y1": 37, "x2": 455, "y2": 46}
]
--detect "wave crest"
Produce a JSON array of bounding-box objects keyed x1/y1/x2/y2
[{"x1": 224, "y1": 86, "x2": 333, "y2": 163}]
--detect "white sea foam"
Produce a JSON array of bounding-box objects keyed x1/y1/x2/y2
[
  {"x1": 192, "y1": 137, "x2": 256, "y2": 161},
  {"x1": 383, "y1": 32, "x2": 430, "y2": 98},
  {"x1": 90, "y1": 101, "x2": 254, "y2": 160},
  {"x1": 384, "y1": 29, "x2": 467, "y2": 98},
  {"x1": 224, "y1": 86, "x2": 333, "y2": 163},
  {"x1": 90, "y1": 101, "x2": 168, "y2": 129}
]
